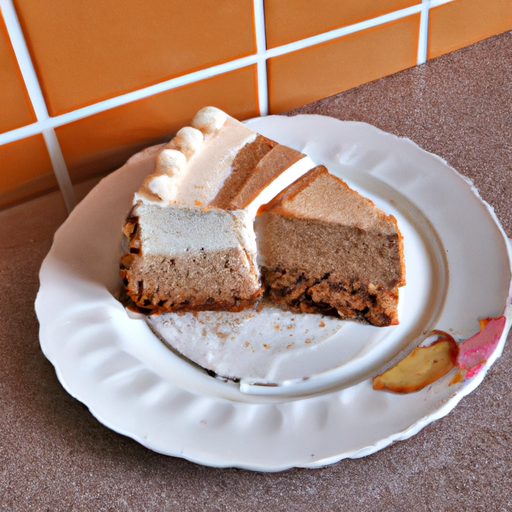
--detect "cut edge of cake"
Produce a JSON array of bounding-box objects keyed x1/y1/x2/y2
[{"x1": 255, "y1": 165, "x2": 406, "y2": 327}]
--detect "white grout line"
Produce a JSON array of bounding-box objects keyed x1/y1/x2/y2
[
  {"x1": 0, "y1": 0, "x2": 76, "y2": 211},
  {"x1": 417, "y1": 1, "x2": 430, "y2": 65},
  {"x1": 41, "y1": 129, "x2": 76, "y2": 211},
  {"x1": 429, "y1": 0, "x2": 457, "y2": 8},
  {"x1": 252, "y1": 0, "x2": 269, "y2": 117},
  {"x1": 0, "y1": 0, "x2": 46, "y2": 120},
  {"x1": 0, "y1": 1, "x2": 427, "y2": 149},
  {"x1": 418, "y1": 0, "x2": 458, "y2": 63}
]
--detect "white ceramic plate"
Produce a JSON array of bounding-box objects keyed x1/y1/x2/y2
[{"x1": 36, "y1": 115, "x2": 512, "y2": 471}]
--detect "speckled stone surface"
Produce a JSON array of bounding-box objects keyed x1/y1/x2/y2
[{"x1": 1, "y1": 32, "x2": 512, "y2": 511}]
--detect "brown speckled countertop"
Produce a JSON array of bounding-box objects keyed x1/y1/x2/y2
[{"x1": 2, "y1": 32, "x2": 512, "y2": 511}]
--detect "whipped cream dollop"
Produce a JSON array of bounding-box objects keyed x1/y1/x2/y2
[
  {"x1": 135, "y1": 106, "x2": 231, "y2": 205},
  {"x1": 191, "y1": 106, "x2": 227, "y2": 136}
]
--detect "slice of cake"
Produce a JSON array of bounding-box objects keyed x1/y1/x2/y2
[
  {"x1": 119, "y1": 107, "x2": 315, "y2": 313},
  {"x1": 255, "y1": 165, "x2": 405, "y2": 327},
  {"x1": 120, "y1": 204, "x2": 260, "y2": 312}
]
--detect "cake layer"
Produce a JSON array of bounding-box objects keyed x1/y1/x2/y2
[
  {"x1": 210, "y1": 140, "x2": 306, "y2": 211},
  {"x1": 256, "y1": 215, "x2": 403, "y2": 289},
  {"x1": 121, "y1": 246, "x2": 261, "y2": 313},
  {"x1": 259, "y1": 265, "x2": 400, "y2": 326},
  {"x1": 256, "y1": 166, "x2": 405, "y2": 326},
  {"x1": 257, "y1": 164, "x2": 400, "y2": 232},
  {"x1": 129, "y1": 202, "x2": 257, "y2": 255},
  {"x1": 208, "y1": 134, "x2": 277, "y2": 209},
  {"x1": 120, "y1": 204, "x2": 261, "y2": 313},
  {"x1": 171, "y1": 115, "x2": 257, "y2": 207}
]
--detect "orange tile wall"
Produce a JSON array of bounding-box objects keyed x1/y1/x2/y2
[
  {"x1": 0, "y1": 134, "x2": 56, "y2": 209},
  {"x1": 1, "y1": 0, "x2": 511, "y2": 210},
  {"x1": 268, "y1": 15, "x2": 420, "y2": 113}
]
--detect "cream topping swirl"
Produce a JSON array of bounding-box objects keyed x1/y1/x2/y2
[{"x1": 135, "y1": 106, "x2": 230, "y2": 205}]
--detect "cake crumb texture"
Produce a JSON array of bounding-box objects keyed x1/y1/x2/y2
[
  {"x1": 256, "y1": 166, "x2": 405, "y2": 326},
  {"x1": 120, "y1": 203, "x2": 262, "y2": 313}
]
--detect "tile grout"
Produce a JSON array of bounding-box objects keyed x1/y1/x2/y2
[
  {"x1": 41, "y1": 129, "x2": 76, "y2": 212},
  {"x1": 253, "y1": 0, "x2": 269, "y2": 117},
  {"x1": 417, "y1": 1, "x2": 431, "y2": 65},
  {"x1": 0, "y1": 0, "x2": 76, "y2": 211},
  {"x1": 0, "y1": 0, "x2": 456, "y2": 146}
]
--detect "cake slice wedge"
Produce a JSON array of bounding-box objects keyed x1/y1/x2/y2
[
  {"x1": 255, "y1": 165, "x2": 406, "y2": 326},
  {"x1": 120, "y1": 204, "x2": 260, "y2": 312}
]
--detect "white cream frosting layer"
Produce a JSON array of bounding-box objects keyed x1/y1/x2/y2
[
  {"x1": 135, "y1": 107, "x2": 256, "y2": 206},
  {"x1": 172, "y1": 117, "x2": 256, "y2": 207},
  {"x1": 135, "y1": 203, "x2": 256, "y2": 256},
  {"x1": 134, "y1": 202, "x2": 260, "y2": 290}
]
